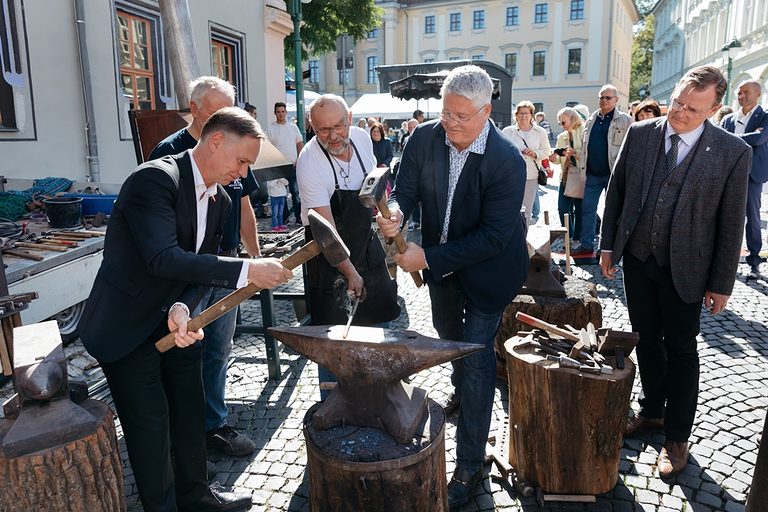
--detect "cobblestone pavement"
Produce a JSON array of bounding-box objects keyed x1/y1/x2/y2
[{"x1": 2, "y1": 175, "x2": 766, "y2": 511}]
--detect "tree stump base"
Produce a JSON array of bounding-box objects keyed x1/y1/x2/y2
[
  {"x1": 0, "y1": 399, "x2": 126, "y2": 511},
  {"x1": 494, "y1": 276, "x2": 602, "y2": 379},
  {"x1": 505, "y1": 337, "x2": 635, "y2": 495},
  {"x1": 305, "y1": 398, "x2": 447, "y2": 512}
]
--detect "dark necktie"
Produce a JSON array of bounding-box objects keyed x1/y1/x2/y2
[{"x1": 666, "y1": 134, "x2": 680, "y2": 173}]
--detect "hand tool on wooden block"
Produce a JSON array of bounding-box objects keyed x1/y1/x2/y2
[
  {"x1": 358, "y1": 166, "x2": 424, "y2": 287},
  {"x1": 597, "y1": 329, "x2": 639, "y2": 370},
  {"x1": 268, "y1": 324, "x2": 482, "y2": 444},
  {"x1": 156, "y1": 210, "x2": 350, "y2": 353},
  {"x1": 485, "y1": 439, "x2": 513, "y2": 480},
  {"x1": 515, "y1": 311, "x2": 579, "y2": 342},
  {"x1": 1, "y1": 321, "x2": 97, "y2": 458},
  {"x1": 521, "y1": 226, "x2": 566, "y2": 297}
]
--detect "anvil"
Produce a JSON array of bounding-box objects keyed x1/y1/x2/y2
[{"x1": 268, "y1": 325, "x2": 483, "y2": 444}]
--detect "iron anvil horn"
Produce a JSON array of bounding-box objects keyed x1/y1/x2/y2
[{"x1": 268, "y1": 324, "x2": 483, "y2": 444}]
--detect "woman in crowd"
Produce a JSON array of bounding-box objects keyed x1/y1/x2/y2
[
  {"x1": 503, "y1": 101, "x2": 551, "y2": 225},
  {"x1": 634, "y1": 99, "x2": 662, "y2": 122},
  {"x1": 370, "y1": 122, "x2": 394, "y2": 168},
  {"x1": 550, "y1": 107, "x2": 584, "y2": 242}
]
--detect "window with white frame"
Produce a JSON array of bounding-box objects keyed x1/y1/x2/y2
[
  {"x1": 473, "y1": 10, "x2": 485, "y2": 29},
  {"x1": 425, "y1": 15, "x2": 436, "y2": 34},
  {"x1": 309, "y1": 60, "x2": 319, "y2": 84},
  {"x1": 506, "y1": 6, "x2": 519, "y2": 26},
  {"x1": 534, "y1": 3, "x2": 548, "y2": 24},
  {"x1": 533, "y1": 50, "x2": 546, "y2": 76},
  {"x1": 449, "y1": 12, "x2": 461, "y2": 31},
  {"x1": 504, "y1": 53, "x2": 517, "y2": 77},
  {"x1": 210, "y1": 25, "x2": 246, "y2": 104},
  {"x1": 367, "y1": 56, "x2": 378, "y2": 84},
  {"x1": 570, "y1": 0, "x2": 585, "y2": 20},
  {"x1": 567, "y1": 48, "x2": 582, "y2": 74}
]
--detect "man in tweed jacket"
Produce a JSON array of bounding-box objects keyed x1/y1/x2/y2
[{"x1": 599, "y1": 66, "x2": 751, "y2": 478}]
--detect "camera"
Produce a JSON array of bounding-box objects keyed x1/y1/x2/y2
[{"x1": 553, "y1": 147, "x2": 567, "y2": 156}]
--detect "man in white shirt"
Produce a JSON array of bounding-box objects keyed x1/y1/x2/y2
[{"x1": 267, "y1": 102, "x2": 304, "y2": 224}]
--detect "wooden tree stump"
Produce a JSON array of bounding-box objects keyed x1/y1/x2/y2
[
  {"x1": 505, "y1": 338, "x2": 634, "y2": 495},
  {"x1": 305, "y1": 399, "x2": 447, "y2": 512},
  {"x1": 494, "y1": 276, "x2": 602, "y2": 378},
  {"x1": 0, "y1": 399, "x2": 125, "y2": 511}
]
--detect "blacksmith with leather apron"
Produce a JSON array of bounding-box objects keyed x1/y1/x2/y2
[{"x1": 296, "y1": 95, "x2": 400, "y2": 398}]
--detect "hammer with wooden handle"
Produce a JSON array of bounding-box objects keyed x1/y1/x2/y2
[
  {"x1": 155, "y1": 210, "x2": 350, "y2": 353},
  {"x1": 514, "y1": 311, "x2": 580, "y2": 342},
  {"x1": 359, "y1": 166, "x2": 424, "y2": 287}
]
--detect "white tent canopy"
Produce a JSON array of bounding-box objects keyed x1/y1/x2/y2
[{"x1": 350, "y1": 93, "x2": 442, "y2": 120}]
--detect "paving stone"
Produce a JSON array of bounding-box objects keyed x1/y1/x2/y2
[{"x1": 695, "y1": 490, "x2": 724, "y2": 508}]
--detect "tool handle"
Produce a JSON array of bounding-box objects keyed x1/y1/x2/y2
[
  {"x1": 0, "y1": 324, "x2": 12, "y2": 376},
  {"x1": 155, "y1": 241, "x2": 320, "y2": 353},
  {"x1": 2, "y1": 249, "x2": 44, "y2": 261},
  {"x1": 515, "y1": 312, "x2": 579, "y2": 342},
  {"x1": 15, "y1": 241, "x2": 68, "y2": 252},
  {"x1": 377, "y1": 201, "x2": 424, "y2": 287}
]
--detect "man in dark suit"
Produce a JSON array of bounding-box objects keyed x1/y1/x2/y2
[
  {"x1": 600, "y1": 66, "x2": 751, "y2": 478},
  {"x1": 378, "y1": 65, "x2": 528, "y2": 510},
  {"x1": 720, "y1": 79, "x2": 768, "y2": 277},
  {"x1": 80, "y1": 107, "x2": 292, "y2": 512}
]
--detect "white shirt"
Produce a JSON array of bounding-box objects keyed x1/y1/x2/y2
[
  {"x1": 190, "y1": 153, "x2": 249, "y2": 288},
  {"x1": 267, "y1": 121, "x2": 303, "y2": 163},
  {"x1": 296, "y1": 126, "x2": 376, "y2": 225},
  {"x1": 665, "y1": 121, "x2": 706, "y2": 167},
  {"x1": 734, "y1": 106, "x2": 757, "y2": 136}
]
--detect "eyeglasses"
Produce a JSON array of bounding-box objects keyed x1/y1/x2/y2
[
  {"x1": 598, "y1": 96, "x2": 616, "y2": 101},
  {"x1": 316, "y1": 120, "x2": 348, "y2": 137},
  {"x1": 439, "y1": 105, "x2": 486, "y2": 125},
  {"x1": 559, "y1": 121, "x2": 568, "y2": 125},
  {"x1": 668, "y1": 97, "x2": 710, "y2": 117}
]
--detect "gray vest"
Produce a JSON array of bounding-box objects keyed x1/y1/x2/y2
[{"x1": 626, "y1": 137, "x2": 699, "y2": 266}]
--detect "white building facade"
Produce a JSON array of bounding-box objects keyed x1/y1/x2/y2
[{"x1": 650, "y1": 0, "x2": 768, "y2": 106}]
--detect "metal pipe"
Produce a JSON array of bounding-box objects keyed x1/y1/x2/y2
[
  {"x1": 291, "y1": 0, "x2": 306, "y2": 137},
  {"x1": 158, "y1": 0, "x2": 200, "y2": 107},
  {"x1": 73, "y1": 0, "x2": 100, "y2": 182}
]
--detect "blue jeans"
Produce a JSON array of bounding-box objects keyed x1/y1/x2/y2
[
  {"x1": 531, "y1": 187, "x2": 541, "y2": 219},
  {"x1": 580, "y1": 173, "x2": 611, "y2": 251},
  {"x1": 199, "y1": 286, "x2": 238, "y2": 431},
  {"x1": 429, "y1": 281, "x2": 502, "y2": 471},
  {"x1": 557, "y1": 182, "x2": 582, "y2": 240},
  {"x1": 271, "y1": 196, "x2": 286, "y2": 229},
  {"x1": 283, "y1": 175, "x2": 301, "y2": 224}
]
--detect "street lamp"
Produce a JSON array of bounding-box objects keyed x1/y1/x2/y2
[
  {"x1": 291, "y1": 0, "x2": 311, "y2": 138},
  {"x1": 721, "y1": 38, "x2": 742, "y2": 105}
]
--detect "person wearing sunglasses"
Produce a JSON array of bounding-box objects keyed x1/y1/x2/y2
[
  {"x1": 550, "y1": 107, "x2": 585, "y2": 242},
  {"x1": 573, "y1": 84, "x2": 632, "y2": 256},
  {"x1": 600, "y1": 66, "x2": 750, "y2": 479},
  {"x1": 377, "y1": 65, "x2": 527, "y2": 511}
]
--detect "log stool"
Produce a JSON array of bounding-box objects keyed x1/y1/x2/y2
[
  {"x1": 494, "y1": 277, "x2": 602, "y2": 378},
  {"x1": 0, "y1": 399, "x2": 125, "y2": 511},
  {"x1": 504, "y1": 337, "x2": 634, "y2": 495},
  {"x1": 304, "y1": 399, "x2": 447, "y2": 512}
]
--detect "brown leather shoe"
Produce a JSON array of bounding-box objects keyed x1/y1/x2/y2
[
  {"x1": 624, "y1": 414, "x2": 664, "y2": 437},
  {"x1": 658, "y1": 441, "x2": 689, "y2": 478}
]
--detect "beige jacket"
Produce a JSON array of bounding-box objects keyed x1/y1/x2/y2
[
  {"x1": 553, "y1": 124, "x2": 585, "y2": 181},
  {"x1": 578, "y1": 109, "x2": 632, "y2": 179}
]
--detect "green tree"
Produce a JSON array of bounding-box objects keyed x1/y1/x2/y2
[
  {"x1": 630, "y1": 14, "x2": 655, "y2": 101},
  {"x1": 284, "y1": 0, "x2": 383, "y2": 64},
  {"x1": 635, "y1": 0, "x2": 656, "y2": 17}
]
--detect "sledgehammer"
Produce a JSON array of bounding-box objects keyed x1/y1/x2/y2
[
  {"x1": 359, "y1": 166, "x2": 424, "y2": 287},
  {"x1": 155, "y1": 210, "x2": 350, "y2": 353}
]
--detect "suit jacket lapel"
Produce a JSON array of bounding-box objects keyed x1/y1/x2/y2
[
  {"x1": 433, "y1": 126, "x2": 449, "y2": 228},
  {"x1": 678, "y1": 121, "x2": 715, "y2": 203},
  {"x1": 202, "y1": 187, "x2": 226, "y2": 253},
  {"x1": 746, "y1": 105, "x2": 765, "y2": 133},
  {"x1": 177, "y1": 152, "x2": 199, "y2": 252},
  {"x1": 640, "y1": 118, "x2": 667, "y2": 206}
]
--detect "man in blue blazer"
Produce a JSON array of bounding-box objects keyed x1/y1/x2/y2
[
  {"x1": 378, "y1": 65, "x2": 528, "y2": 510},
  {"x1": 720, "y1": 79, "x2": 768, "y2": 276},
  {"x1": 600, "y1": 67, "x2": 751, "y2": 478},
  {"x1": 80, "y1": 108, "x2": 292, "y2": 512}
]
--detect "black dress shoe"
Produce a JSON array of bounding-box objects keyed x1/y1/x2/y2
[
  {"x1": 179, "y1": 486, "x2": 252, "y2": 512},
  {"x1": 447, "y1": 467, "x2": 483, "y2": 511},
  {"x1": 444, "y1": 394, "x2": 461, "y2": 417}
]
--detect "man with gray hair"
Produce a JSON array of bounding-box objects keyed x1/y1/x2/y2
[
  {"x1": 573, "y1": 84, "x2": 632, "y2": 256},
  {"x1": 720, "y1": 79, "x2": 768, "y2": 277},
  {"x1": 150, "y1": 76, "x2": 262, "y2": 460},
  {"x1": 377, "y1": 65, "x2": 528, "y2": 510}
]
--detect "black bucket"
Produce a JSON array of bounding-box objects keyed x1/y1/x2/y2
[{"x1": 44, "y1": 197, "x2": 83, "y2": 228}]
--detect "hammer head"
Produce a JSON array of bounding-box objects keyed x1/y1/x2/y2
[
  {"x1": 358, "y1": 166, "x2": 390, "y2": 209},
  {"x1": 307, "y1": 209, "x2": 350, "y2": 267}
]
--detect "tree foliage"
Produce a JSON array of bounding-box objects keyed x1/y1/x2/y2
[
  {"x1": 635, "y1": 0, "x2": 656, "y2": 17},
  {"x1": 630, "y1": 14, "x2": 655, "y2": 101},
  {"x1": 284, "y1": 0, "x2": 383, "y2": 65}
]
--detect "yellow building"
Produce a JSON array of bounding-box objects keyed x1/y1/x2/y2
[{"x1": 307, "y1": 0, "x2": 639, "y2": 122}]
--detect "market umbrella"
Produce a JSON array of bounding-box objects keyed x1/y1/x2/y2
[{"x1": 388, "y1": 71, "x2": 501, "y2": 101}]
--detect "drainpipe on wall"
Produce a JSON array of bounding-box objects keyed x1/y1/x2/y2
[
  {"x1": 74, "y1": 0, "x2": 100, "y2": 183},
  {"x1": 159, "y1": 0, "x2": 201, "y2": 107},
  {"x1": 606, "y1": 0, "x2": 614, "y2": 87}
]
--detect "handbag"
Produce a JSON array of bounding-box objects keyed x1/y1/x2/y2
[{"x1": 516, "y1": 130, "x2": 547, "y2": 186}]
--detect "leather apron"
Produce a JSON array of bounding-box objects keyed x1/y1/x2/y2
[{"x1": 304, "y1": 141, "x2": 400, "y2": 326}]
